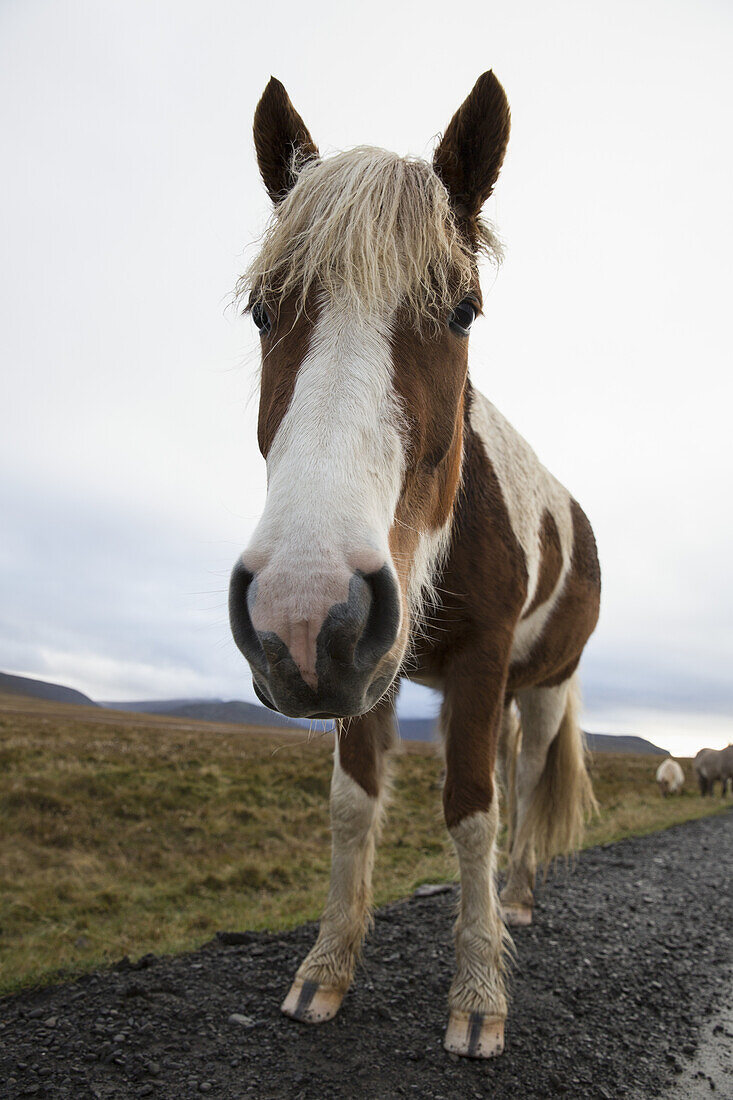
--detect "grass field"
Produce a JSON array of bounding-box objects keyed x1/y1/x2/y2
[{"x1": 0, "y1": 692, "x2": 727, "y2": 996}]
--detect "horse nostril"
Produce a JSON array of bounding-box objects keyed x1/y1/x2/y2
[
  {"x1": 317, "y1": 566, "x2": 400, "y2": 671},
  {"x1": 228, "y1": 561, "x2": 268, "y2": 677},
  {"x1": 354, "y1": 565, "x2": 401, "y2": 669}
]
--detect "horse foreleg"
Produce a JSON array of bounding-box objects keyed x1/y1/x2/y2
[
  {"x1": 442, "y1": 659, "x2": 509, "y2": 1059},
  {"x1": 281, "y1": 700, "x2": 394, "y2": 1024}
]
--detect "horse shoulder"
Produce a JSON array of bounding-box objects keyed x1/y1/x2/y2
[
  {"x1": 463, "y1": 390, "x2": 598, "y2": 691},
  {"x1": 411, "y1": 387, "x2": 600, "y2": 689},
  {"x1": 409, "y1": 397, "x2": 527, "y2": 682}
]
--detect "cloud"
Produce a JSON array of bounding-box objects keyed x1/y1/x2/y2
[{"x1": 0, "y1": 474, "x2": 248, "y2": 701}]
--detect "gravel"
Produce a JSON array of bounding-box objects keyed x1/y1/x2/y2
[{"x1": 1, "y1": 811, "x2": 731, "y2": 1099}]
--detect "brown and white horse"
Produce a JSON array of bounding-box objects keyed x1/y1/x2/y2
[{"x1": 229, "y1": 72, "x2": 601, "y2": 1059}]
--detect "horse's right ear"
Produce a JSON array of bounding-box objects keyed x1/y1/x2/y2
[
  {"x1": 253, "y1": 77, "x2": 319, "y2": 204},
  {"x1": 433, "y1": 71, "x2": 511, "y2": 222}
]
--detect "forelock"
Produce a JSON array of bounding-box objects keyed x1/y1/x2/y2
[{"x1": 237, "y1": 146, "x2": 502, "y2": 333}]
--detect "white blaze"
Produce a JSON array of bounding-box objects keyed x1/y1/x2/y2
[{"x1": 245, "y1": 303, "x2": 406, "y2": 622}]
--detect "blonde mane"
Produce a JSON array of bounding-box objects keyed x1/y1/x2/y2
[{"x1": 237, "y1": 146, "x2": 502, "y2": 332}]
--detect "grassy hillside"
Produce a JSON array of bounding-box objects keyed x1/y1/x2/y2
[{"x1": 0, "y1": 692, "x2": 727, "y2": 996}]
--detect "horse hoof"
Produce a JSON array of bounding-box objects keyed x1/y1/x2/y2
[
  {"x1": 501, "y1": 903, "x2": 532, "y2": 926},
  {"x1": 281, "y1": 978, "x2": 343, "y2": 1023},
  {"x1": 444, "y1": 1011, "x2": 505, "y2": 1059}
]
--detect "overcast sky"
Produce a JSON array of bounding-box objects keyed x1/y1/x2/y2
[{"x1": 2, "y1": 0, "x2": 732, "y2": 754}]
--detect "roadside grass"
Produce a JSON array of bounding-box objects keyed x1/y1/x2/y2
[{"x1": 0, "y1": 693, "x2": 727, "y2": 996}]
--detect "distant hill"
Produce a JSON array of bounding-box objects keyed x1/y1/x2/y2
[
  {"x1": 155, "y1": 700, "x2": 316, "y2": 730},
  {"x1": 397, "y1": 717, "x2": 438, "y2": 742},
  {"x1": 396, "y1": 716, "x2": 667, "y2": 755},
  {"x1": 105, "y1": 701, "x2": 435, "y2": 738},
  {"x1": 103, "y1": 698, "x2": 315, "y2": 731},
  {"x1": 3, "y1": 671, "x2": 669, "y2": 753},
  {"x1": 108, "y1": 699, "x2": 430, "y2": 738},
  {"x1": 0, "y1": 671, "x2": 98, "y2": 708},
  {"x1": 102, "y1": 698, "x2": 218, "y2": 715},
  {"x1": 586, "y1": 733, "x2": 668, "y2": 755}
]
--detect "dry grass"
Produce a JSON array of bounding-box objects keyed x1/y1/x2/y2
[{"x1": 0, "y1": 693, "x2": 726, "y2": 996}]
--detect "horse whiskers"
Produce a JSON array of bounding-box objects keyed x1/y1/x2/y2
[
  {"x1": 430, "y1": 584, "x2": 468, "y2": 600},
  {"x1": 269, "y1": 721, "x2": 334, "y2": 757}
]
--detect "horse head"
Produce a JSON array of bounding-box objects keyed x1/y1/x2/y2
[{"x1": 229, "y1": 74, "x2": 510, "y2": 719}]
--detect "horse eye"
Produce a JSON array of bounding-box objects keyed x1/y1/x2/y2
[
  {"x1": 449, "y1": 299, "x2": 477, "y2": 336},
  {"x1": 251, "y1": 302, "x2": 272, "y2": 336}
]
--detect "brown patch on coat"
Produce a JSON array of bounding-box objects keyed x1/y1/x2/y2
[
  {"x1": 253, "y1": 78, "x2": 319, "y2": 204},
  {"x1": 338, "y1": 697, "x2": 396, "y2": 798},
  {"x1": 508, "y1": 499, "x2": 601, "y2": 691},
  {"x1": 412, "y1": 390, "x2": 528, "y2": 674},
  {"x1": 387, "y1": 318, "x2": 471, "y2": 606},
  {"x1": 256, "y1": 295, "x2": 315, "y2": 457},
  {"x1": 390, "y1": 316, "x2": 473, "y2": 479},
  {"x1": 440, "y1": 660, "x2": 507, "y2": 829},
  {"x1": 522, "y1": 509, "x2": 563, "y2": 619}
]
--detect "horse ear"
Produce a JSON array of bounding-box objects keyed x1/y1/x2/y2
[
  {"x1": 253, "y1": 77, "x2": 319, "y2": 204},
  {"x1": 433, "y1": 71, "x2": 511, "y2": 221}
]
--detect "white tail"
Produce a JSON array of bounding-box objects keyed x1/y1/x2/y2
[{"x1": 508, "y1": 675, "x2": 597, "y2": 870}]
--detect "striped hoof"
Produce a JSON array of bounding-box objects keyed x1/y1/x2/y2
[
  {"x1": 444, "y1": 1010, "x2": 505, "y2": 1059},
  {"x1": 501, "y1": 903, "x2": 533, "y2": 926},
  {"x1": 281, "y1": 978, "x2": 344, "y2": 1023}
]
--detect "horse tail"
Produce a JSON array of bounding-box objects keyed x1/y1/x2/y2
[
  {"x1": 516, "y1": 674, "x2": 598, "y2": 870},
  {"x1": 503, "y1": 703, "x2": 522, "y2": 853}
]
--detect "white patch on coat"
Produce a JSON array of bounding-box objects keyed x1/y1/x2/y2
[
  {"x1": 245, "y1": 303, "x2": 405, "y2": 627},
  {"x1": 296, "y1": 746, "x2": 383, "y2": 988},
  {"x1": 469, "y1": 390, "x2": 574, "y2": 663},
  {"x1": 408, "y1": 516, "x2": 453, "y2": 625},
  {"x1": 447, "y1": 804, "x2": 508, "y2": 1016}
]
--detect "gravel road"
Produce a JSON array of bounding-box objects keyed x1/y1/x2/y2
[{"x1": 2, "y1": 811, "x2": 731, "y2": 1100}]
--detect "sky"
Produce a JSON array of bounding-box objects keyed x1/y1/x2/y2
[{"x1": 1, "y1": 0, "x2": 732, "y2": 755}]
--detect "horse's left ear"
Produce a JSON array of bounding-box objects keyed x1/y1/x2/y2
[
  {"x1": 253, "y1": 77, "x2": 320, "y2": 204},
  {"x1": 433, "y1": 71, "x2": 511, "y2": 220}
]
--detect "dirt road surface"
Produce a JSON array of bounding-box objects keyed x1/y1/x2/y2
[{"x1": 2, "y1": 811, "x2": 731, "y2": 1099}]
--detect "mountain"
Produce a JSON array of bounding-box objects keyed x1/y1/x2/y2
[
  {"x1": 0, "y1": 671, "x2": 98, "y2": 707},
  {"x1": 397, "y1": 717, "x2": 439, "y2": 742},
  {"x1": 585, "y1": 733, "x2": 667, "y2": 755},
  {"x1": 102, "y1": 698, "x2": 219, "y2": 714},
  {"x1": 104, "y1": 701, "x2": 435, "y2": 738},
  {"x1": 2, "y1": 671, "x2": 669, "y2": 753},
  {"x1": 396, "y1": 716, "x2": 667, "y2": 754},
  {"x1": 148, "y1": 700, "x2": 316, "y2": 730},
  {"x1": 102, "y1": 698, "x2": 316, "y2": 731}
]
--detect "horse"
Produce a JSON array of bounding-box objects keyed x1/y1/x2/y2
[
  {"x1": 228, "y1": 71, "x2": 601, "y2": 1060},
  {"x1": 694, "y1": 745, "x2": 733, "y2": 796},
  {"x1": 655, "y1": 757, "x2": 684, "y2": 796}
]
